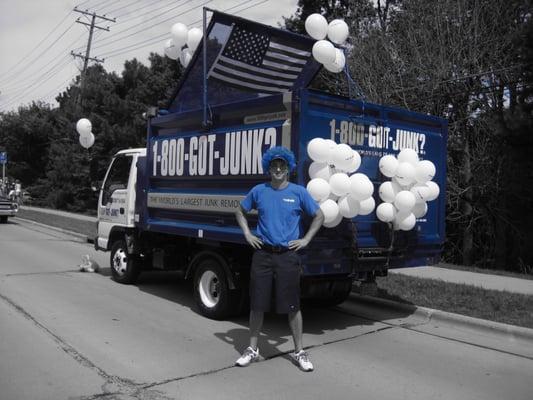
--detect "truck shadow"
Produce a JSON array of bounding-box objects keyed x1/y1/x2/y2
[{"x1": 110, "y1": 269, "x2": 416, "y2": 361}]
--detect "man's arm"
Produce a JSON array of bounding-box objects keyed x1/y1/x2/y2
[
  {"x1": 235, "y1": 205, "x2": 263, "y2": 249},
  {"x1": 288, "y1": 209, "x2": 324, "y2": 251}
]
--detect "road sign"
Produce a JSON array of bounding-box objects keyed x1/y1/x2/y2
[{"x1": 0, "y1": 151, "x2": 6, "y2": 164}]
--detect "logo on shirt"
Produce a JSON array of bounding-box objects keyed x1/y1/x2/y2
[{"x1": 283, "y1": 198, "x2": 295, "y2": 203}]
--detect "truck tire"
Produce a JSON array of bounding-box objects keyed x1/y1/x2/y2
[
  {"x1": 306, "y1": 279, "x2": 353, "y2": 307},
  {"x1": 193, "y1": 259, "x2": 241, "y2": 320},
  {"x1": 0, "y1": 216, "x2": 7, "y2": 223},
  {"x1": 110, "y1": 240, "x2": 141, "y2": 284}
]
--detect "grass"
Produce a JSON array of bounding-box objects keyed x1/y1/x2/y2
[
  {"x1": 437, "y1": 262, "x2": 533, "y2": 280},
  {"x1": 372, "y1": 274, "x2": 533, "y2": 329}
]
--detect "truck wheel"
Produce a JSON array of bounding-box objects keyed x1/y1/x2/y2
[
  {"x1": 110, "y1": 240, "x2": 141, "y2": 284},
  {"x1": 307, "y1": 280, "x2": 353, "y2": 307},
  {"x1": 193, "y1": 259, "x2": 239, "y2": 320},
  {"x1": 0, "y1": 216, "x2": 7, "y2": 223}
]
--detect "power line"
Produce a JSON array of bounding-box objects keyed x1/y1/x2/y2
[
  {"x1": 0, "y1": 57, "x2": 74, "y2": 109},
  {"x1": 0, "y1": 11, "x2": 73, "y2": 81},
  {"x1": 0, "y1": 21, "x2": 76, "y2": 88},
  {"x1": 104, "y1": 0, "x2": 151, "y2": 16},
  {"x1": 0, "y1": 31, "x2": 87, "y2": 93},
  {"x1": 90, "y1": 0, "x2": 194, "y2": 51},
  {"x1": 112, "y1": 0, "x2": 175, "y2": 20},
  {"x1": 102, "y1": 0, "x2": 269, "y2": 59},
  {"x1": 69, "y1": 0, "x2": 180, "y2": 54}
]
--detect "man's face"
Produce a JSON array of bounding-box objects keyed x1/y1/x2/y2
[{"x1": 269, "y1": 158, "x2": 289, "y2": 181}]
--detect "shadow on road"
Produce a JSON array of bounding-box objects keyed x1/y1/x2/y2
[{"x1": 97, "y1": 267, "x2": 415, "y2": 360}]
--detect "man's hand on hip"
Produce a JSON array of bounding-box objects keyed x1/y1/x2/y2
[
  {"x1": 288, "y1": 238, "x2": 310, "y2": 252},
  {"x1": 245, "y1": 232, "x2": 263, "y2": 249}
]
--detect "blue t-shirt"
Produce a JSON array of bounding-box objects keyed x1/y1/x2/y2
[{"x1": 240, "y1": 182, "x2": 319, "y2": 247}]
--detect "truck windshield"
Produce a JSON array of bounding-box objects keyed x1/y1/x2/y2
[{"x1": 101, "y1": 156, "x2": 132, "y2": 206}]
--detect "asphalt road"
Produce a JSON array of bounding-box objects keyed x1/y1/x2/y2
[{"x1": 1, "y1": 219, "x2": 532, "y2": 400}]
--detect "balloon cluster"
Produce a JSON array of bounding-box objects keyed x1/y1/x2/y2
[
  {"x1": 304, "y1": 14, "x2": 349, "y2": 73},
  {"x1": 376, "y1": 149, "x2": 440, "y2": 231},
  {"x1": 76, "y1": 118, "x2": 95, "y2": 149},
  {"x1": 164, "y1": 23, "x2": 202, "y2": 68},
  {"x1": 306, "y1": 138, "x2": 375, "y2": 228}
]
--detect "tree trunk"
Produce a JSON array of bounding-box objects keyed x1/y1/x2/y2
[{"x1": 461, "y1": 138, "x2": 474, "y2": 265}]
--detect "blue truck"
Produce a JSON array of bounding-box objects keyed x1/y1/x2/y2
[{"x1": 95, "y1": 10, "x2": 447, "y2": 319}]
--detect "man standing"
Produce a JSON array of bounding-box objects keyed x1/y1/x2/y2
[{"x1": 234, "y1": 146, "x2": 324, "y2": 372}]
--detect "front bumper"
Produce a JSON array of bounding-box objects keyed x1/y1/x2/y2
[{"x1": 0, "y1": 204, "x2": 18, "y2": 217}]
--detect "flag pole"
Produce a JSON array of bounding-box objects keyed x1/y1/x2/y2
[{"x1": 202, "y1": 7, "x2": 208, "y2": 129}]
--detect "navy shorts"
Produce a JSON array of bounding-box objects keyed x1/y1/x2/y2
[{"x1": 250, "y1": 249, "x2": 302, "y2": 314}]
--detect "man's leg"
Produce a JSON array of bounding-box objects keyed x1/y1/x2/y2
[
  {"x1": 288, "y1": 310, "x2": 303, "y2": 352},
  {"x1": 249, "y1": 310, "x2": 264, "y2": 350}
]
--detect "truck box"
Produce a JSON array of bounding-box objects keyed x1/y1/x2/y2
[{"x1": 95, "y1": 10, "x2": 447, "y2": 319}]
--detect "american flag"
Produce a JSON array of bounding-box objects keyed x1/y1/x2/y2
[{"x1": 208, "y1": 25, "x2": 312, "y2": 94}]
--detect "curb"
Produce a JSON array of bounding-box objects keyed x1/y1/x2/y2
[
  {"x1": 348, "y1": 292, "x2": 533, "y2": 343},
  {"x1": 14, "y1": 216, "x2": 91, "y2": 243}
]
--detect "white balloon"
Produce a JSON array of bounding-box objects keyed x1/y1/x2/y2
[
  {"x1": 304, "y1": 13, "x2": 328, "y2": 40},
  {"x1": 394, "y1": 190, "x2": 416, "y2": 212},
  {"x1": 425, "y1": 181, "x2": 440, "y2": 201},
  {"x1": 397, "y1": 212, "x2": 416, "y2": 231},
  {"x1": 338, "y1": 195, "x2": 359, "y2": 218},
  {"x1": 358, "y1": 196, "x2": 375, "y2": 215},
  {"x1": 312, "y1": 40, "x2": 336, "y2": 64},
  {"x1": 397, "y1": 148, "x2": 419, "y2": 166},
  {"x1": 187, "y1": 27, "x2": 203, "y2": 52},
  {"x1": 171, "y1": 22, "x2": 188, "y2": 46},
  {"x1": 76, "y1": 118, "x2": 92, "y2": 136},
  {"x1": 323, "y1": 211, "x2": 343, "y2": 228},
  {"x1": 331, "y1": 143, "x2": 354, "y2": 170},
  {"x1": 306, "y1": 178, "x2": 330, "y2": 202},
  {"x1": 320, "y1": 199, "x2": 340, "y2": 223},
  {"x1": 324, "y1": 139, "x2": 337, "y2": 164},
  {"x1": 308, "y1": 161, "x2": 331, "y2": 181},
  {"x1": 412, "y1": 202, "x2": 428, "y2": 218},
  {"x1": 179, "y1": 47, "x2": 192, "y2": 67},
  {"x1": 327, "y1": 19, "x2": 349, "y2": 44},
  {"x1": 329, "y1": 172, "x2": 351, "y2": 196},
  {"x1": 349, "y1": 173, "x2": 374, "y2": 200},
  {"x1": 323, "y1": 48, "x2": 345, "y2": 73},
  {"x1": 307, "y1": 138, "x2": 330, "y2": 163},
  {"x1": 415, "y1": 160, "x2": 436, "y2": 183},
  {"x1": 379, "y1": 154, "x2": 398, "y2": 178},
  {"x1": 164, "y1": 39, "x2": 180, "y2": 60},
  {"x1": 376, "y1": 202, "x2": 396, "y2": 222},
  {"x1": 410, "y1": 183, "x2": 431, "y2": 203},
  {"x1": 378, "y1": 181, "x2": 400, "y2": 203},
  {"x1": 394, "y1": 162, "x2": 416, "y2": 186},
  {"x1": 79, "y1": 132, "x2": 95, "y2": 149},
  {"x1": 344, "y1": 150, "x2": 361, "y2": 173}
]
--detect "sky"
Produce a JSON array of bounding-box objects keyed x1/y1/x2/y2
[{"x1": 0, "y1": 0, "x2": 299, "y2": 112}]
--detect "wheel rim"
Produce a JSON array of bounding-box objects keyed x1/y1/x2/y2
[
  {"x1": 112, "y1": 248, "x2": 128, "y2": 276},
  {"x1": 198, "y1": 270, "x2": 220, "y2": 308}
]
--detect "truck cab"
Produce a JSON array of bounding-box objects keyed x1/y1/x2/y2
[{"x1": 96, "y1": 148, "x2": 145, "y2": 252}]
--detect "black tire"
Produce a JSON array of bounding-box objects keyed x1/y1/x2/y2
[
  {"x1": 305, "y1": 279, "x2": 353, "y2": 307},
  {"x1": 0, "y1": 216, "x2": 7, "y2": 223},
  {"x1": 193, "y1": 259, "x2": 242, "y2": 320},
  {"x1": 110, "y1": 240, "x2": 141, "y2": 284}
]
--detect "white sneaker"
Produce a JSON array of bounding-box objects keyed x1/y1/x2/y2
[
  {"x1": 292, "y1": 350, "x2": 314, "y2": 371},
  {"x1": 235, "y1": 346, "x2": 259, "y2": 367}
]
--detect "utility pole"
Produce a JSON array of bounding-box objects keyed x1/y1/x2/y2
[{"x1": 71, "y1": 8, "x2": 115, "y2": 107}]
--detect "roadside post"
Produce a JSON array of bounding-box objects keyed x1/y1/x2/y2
[{"x1": 0, "y1": 151, "x2": 7, "y2": 195}]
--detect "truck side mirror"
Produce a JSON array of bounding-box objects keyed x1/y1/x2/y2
[{"x1": 91, "y1": 180, "x2": 102, "y2": 193}]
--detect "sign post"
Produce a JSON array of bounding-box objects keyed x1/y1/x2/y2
[{"x1": 0, "y1": 151, "x2": 7, "y2": 195}]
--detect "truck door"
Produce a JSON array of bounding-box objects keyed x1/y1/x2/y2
[{"x1": 97, "y1": 154, "x2": 134, "y2": 249}]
